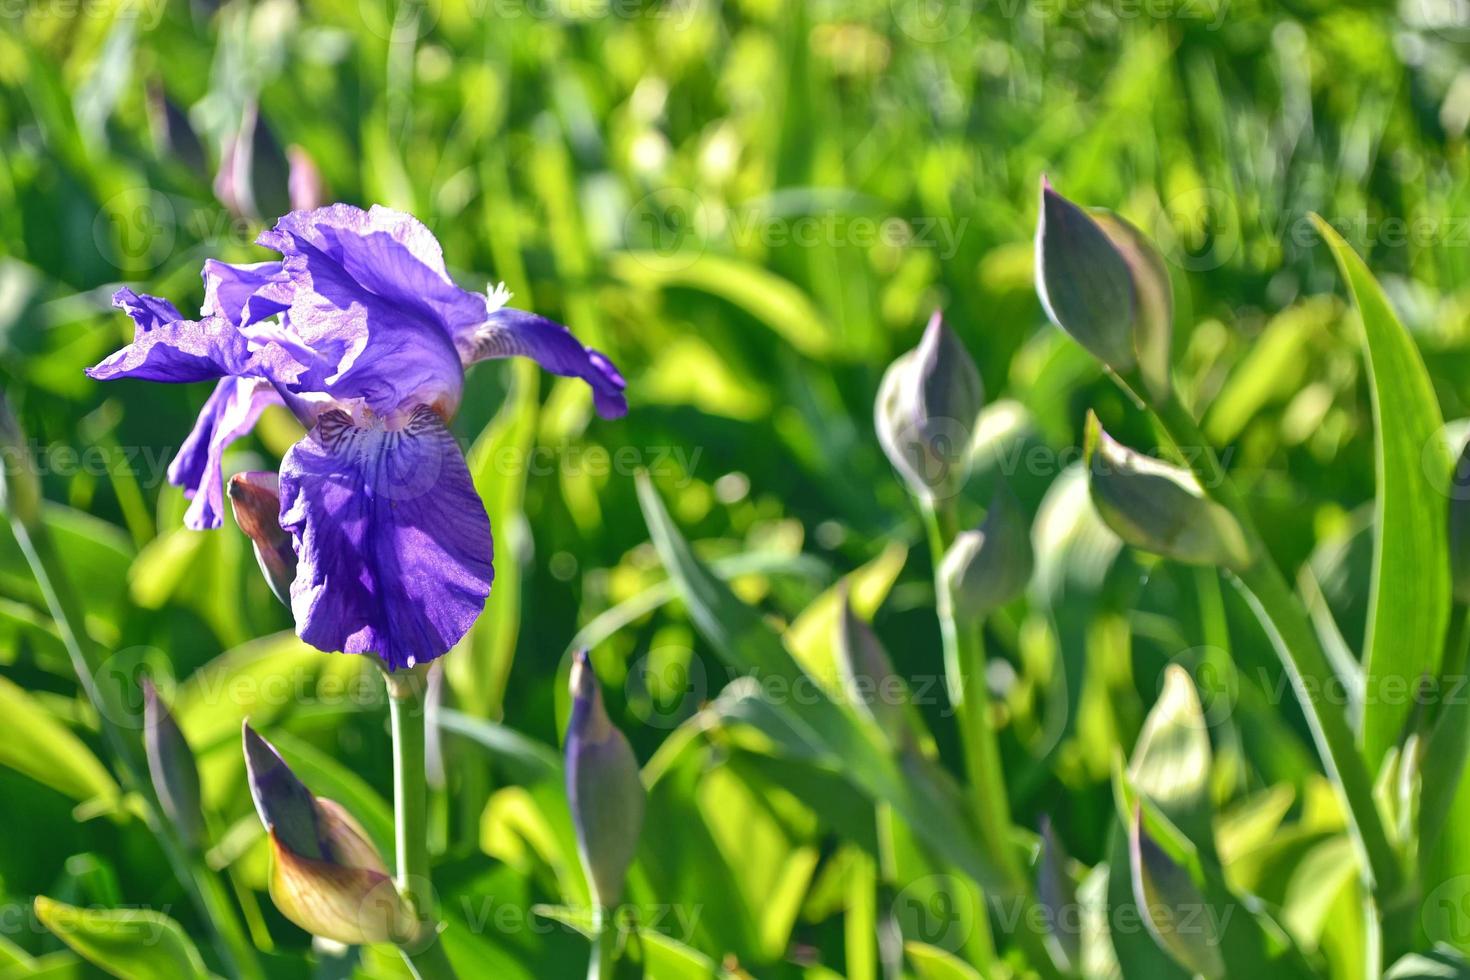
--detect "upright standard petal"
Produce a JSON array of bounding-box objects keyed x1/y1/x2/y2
[
  {"x1": 459, "y1": 306, "x2": 628, "y2": 419},
  {"x1": 278, "y1": 406, "x2": 493, "y2": 669},
  {"x1": 202, "y1": 259, "x2": 293, "y2": 328},
  {"x1": 169, "y1": 378, "x2": 282, "y2": 530},
  {"x1": 258, "y1": 207, "x2": 467, "y2": 416}
]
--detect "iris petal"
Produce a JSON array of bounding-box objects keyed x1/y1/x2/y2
[
  {"x1": 278, "y1": 406, "x2": 493, "y2": 668},
  {"x1": 87, "y1": 288, "x2": 256, "y2": 383},
  {"x1": 257, "y1": 206, "x2": 467, "y2": 416},
  {"x1": 460, "y1": 307, "x2": 628, "y2": 419},
  {"x1": 169, "y1": 378, "x2": 282, "y2": 530},
  {"x1": 88, "y1": 287, "x2": 307, "y2": 386}
]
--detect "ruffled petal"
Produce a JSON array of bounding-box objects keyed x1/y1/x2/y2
[
  {"x1": 278, "y1": 406, "x2": 493, "y2": 668},
  {"x1": 87, "y1": 288, "x2": 257, "y2": 383},
  {"x1": 202, "y1": 259, "x2": 293, "y2": 327},
  {"x1": 257, "y1": 205, "x2": 466, "y2": 417},
  {"x1": 459, "y1": 306, "x2": 627, "y2": 419},
  {"x1": 89, "y1": 287, "x2": 308, "y2": 386},
  {"x1": 168, "y1": 377, "x2": 282, "y2": 530}
]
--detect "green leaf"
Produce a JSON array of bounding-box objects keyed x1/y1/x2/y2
[
  {"x1": 634, "y1": 473, "x2": 1011, "y2": 896},
  {"x1": 904, "y1": 941, "x2": 983, "y2": 980},
  {"x1": 637, "y1": 930, "x2": 728, "y2": 980},
  {"x1": 0, "y1": 674, "x2": 117, "y2": 805},
  {"x1": 33, "y1": 897, "x2": 209, "y2": 980},
  {"x1": 611, "y1": 252, "x2": 837, "y2": 358},
  {"x1": 436, "y1": 707, "x2": 561, "y2": 786},
  {"x1": 449, "y1": 358, "x2": 540, "y2": 719},
  {"x1": 1386, "y1": 946, "x2": 1470, "y2": 979},
  {"x1": 1128, "y1": 665, "x2": 1214, "y2": 855},
  {"x1": 784, "y1": 540, "x2": 907, "y2": 698},
  {"x1": 1311, "y1": 215, "x2": 1451, "y2": 769}
]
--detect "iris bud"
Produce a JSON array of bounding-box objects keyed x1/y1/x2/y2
[
  {"x1": 875, "y1": 311, "x2": 985, "y2": 501},
  {"x1": 939, "y1": 481, "x2": 1033, "y2": 620},
  {"x1": 1036, "y1": 179, "x2": 1173, "y2": 401},
  {"x1": 565, "y1": 650, "x2": 645, "y2": 908},
  {"x1": 1085, "y1": 413, "x2": 1251, "y2": 570},
  {"x1": 836, "y1": 593, "x2": 907, "y2": 738},
  {"x1": 242, "y1": 724, "x2": 414, "y2": 945},
  {"x1": 0, "y1": 392, "x2": 40, "y2": 527},
  {"x1": 1450, "y1": 439, "x2": 1470, "y2": 604},
  {"x1": 228, "y1": 472, "x2": 297, "y2": 607},
  {"x1": 142, "y1": 679, "x2": 204, "y2": 849}
]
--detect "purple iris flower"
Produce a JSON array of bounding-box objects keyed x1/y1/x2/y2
[{"x1": 89, "y1": 204, "x2": 626, "y2": 669}]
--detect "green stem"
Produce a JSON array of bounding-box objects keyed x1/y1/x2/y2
[
  {"x1": 8, "y1": 515, "x2": 263, "y2": 980},
  {"x1": 922, "y1": 503, "x2": 1012, "y2": 864},
  {"x1": 922, "y1": 500, "x2": 1065, "y2": 980},
  {"x1": 587, "y1": 915, "x2": 616, "y2": 980},
  {"x1": 386, "y1": 670, "x2": 458, "y2": 980},
  {"x1": 1150, "y1": 391, "x2": 1403, "y2": 901}
]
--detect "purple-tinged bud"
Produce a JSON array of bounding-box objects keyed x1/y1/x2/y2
[
  {"x1": 287, "y1": 145, "x2": 325, "y2": 212},
  {"x1": 1129, "y1": 807, "x2": 1225, "y2": 978},
  {"x1": 229, "y1": 472, "x2": 296, "y2": 607},
  {"x1": 875, "y1": 311, "x2": 985, "y2": 500},
  {"x1": 243, "y1": 724, "x2": 413, "y2": 945},
  {"x1": 836, "y1": 592, "x2": 907, "y2": 738},
  {"x1": 565, "y1": 650, "x2": 645, "y2": 908},
  {"x1": 1450, "y1": 439, "x2": 1470, "y2": 604},
  {"x1": 142, "y1": 679, "x2": 204, "y2": 850},
  {"x1": 939, "y1": 481, "x2": 1033, "y2": 620},
  {"x1": 1036, "y1": 179, "x2": 1173, "y2": 401},
  {"x1": 0, "y1": 392, "x2": 39, "y2": 527},
  {"x1": 1084, "y1": 413, "x2": 1250, "y2": 570},
  {"x1": 1038, "y1": 816, "x2": 1080, "y2": 972}
]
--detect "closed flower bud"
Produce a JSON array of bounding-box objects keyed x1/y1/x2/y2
[
  {"x1": 229, "y1": 472, "x2": 297, "y2": 607},
  {"x1": 1085, "y1": 414, "x2": 1251, "y2": 570},
  {"x1": 939, "y1": 481, "x2": 1033, "y2": 619},
  {"x1": 875, "y1": 311, "x2": 985, "y2": 500},
  {"x1": 836, "y1": 591, "x2": 907, "y2": 737},
  {"x1": 566, "y1": 650, "x2": 645, "y2": 908},
  {"x1": 1036, "y1": 179, "x2": 1173, "y2": 401},
  {"x1": 142, "y1": 679, "x2": 204, "y2": 849},
  {"x1": 0, "y1": 392, "x2": 40, "y2": 528},
  {"x1": 243, "y1": 723, "x2": 414, "y2": 945},
  {"x1": 1450, "y1": 439, "x2": 1470, "y2": 604}
]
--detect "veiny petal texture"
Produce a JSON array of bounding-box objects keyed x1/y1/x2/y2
[
  {"x1": 278, "y1": 406, "x2": 493, "y2": 668},
  {"x1": 169, "y1": 378, "x2": 282, "y2": 530},
  {"x1": 460, "y1": 307, "x2": 628, "y2": 419},
  {"x1": 257, "y1": 205, "x2": 468, "y2": 416}
]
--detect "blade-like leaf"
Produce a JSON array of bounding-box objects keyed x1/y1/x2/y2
[
  {"x1": 33, "y1": 897, "x2": 209, "y2": 980},
  {"x1": 635, "y1": 472, "x2": 1012, "y2": 895},
  {"x1": 0, "y1": 674, "x2": 117, "y2": 805},
  {"x1": 1312, "y1": 215, "x2": 1451, "y2": 769},
  {"x1": 1128, "y1": 665, "x2": 1214, "y2": 855}
]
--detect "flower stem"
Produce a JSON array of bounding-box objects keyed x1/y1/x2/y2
[
  {"x1": 587, "y1": 913, "x2": 616, "y2": 980},
  {"x1": 386, "y1": 669, "x2": 458, "y2": 980},
  {"x1": 922, "y1": 499, "x2": 1062, "y2": 980},
  {"x1": 1149, "y1": 391, "x2": 1403, "y2": 901}
]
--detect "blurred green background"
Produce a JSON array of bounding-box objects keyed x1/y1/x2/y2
[{"x1": 0, "y1": 0, "x2": 1468, "y2": 976}]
